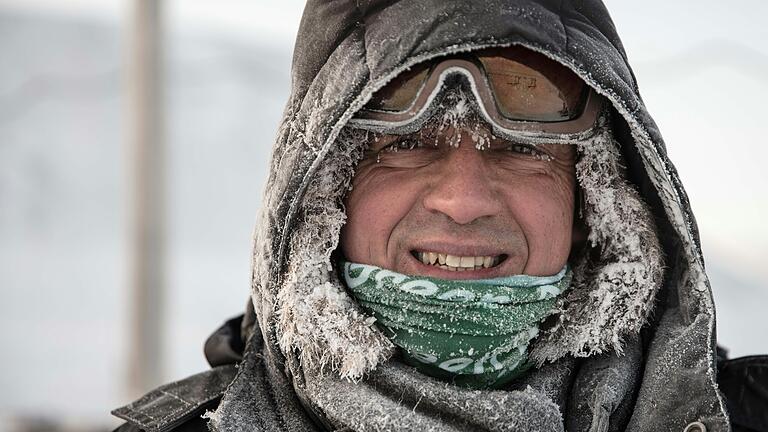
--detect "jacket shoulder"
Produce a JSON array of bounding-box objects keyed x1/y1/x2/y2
[
  {"x1": 111, "y1": 364, "x2": 237, "y2": 432},
  {"x1": 718, "y1": 355, "x2": 768, "y2": 432}
]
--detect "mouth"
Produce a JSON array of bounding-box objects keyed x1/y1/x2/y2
[{"x1": 411, "y1": 250, "x2": 507, "y2": 272}]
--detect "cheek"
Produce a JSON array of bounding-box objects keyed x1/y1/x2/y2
[
  {"x1": 340, "y1": 166, "x2": 420, "y2": 266},
  {"x1": 503, "y1": 173, "x2": 575, "y2": 274}
]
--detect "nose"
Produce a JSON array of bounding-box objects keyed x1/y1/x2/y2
[{"x1": 422, "y1": 137, "x2": 503, "y2": 224}]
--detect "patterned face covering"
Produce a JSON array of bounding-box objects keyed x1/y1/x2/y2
[{"x1": 341, "y1": 260, "x2": 571, "y2": 389}]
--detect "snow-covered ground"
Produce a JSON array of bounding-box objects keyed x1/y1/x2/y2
[{"x1": 0, "y1": 1, "x2": 766, "y2": 428}]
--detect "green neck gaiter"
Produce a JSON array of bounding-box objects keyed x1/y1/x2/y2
[{"x1": 341, "y1": 260, "x2": 571, "y2": 389}]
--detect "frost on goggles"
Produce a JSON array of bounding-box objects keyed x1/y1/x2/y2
[{"x1": 359, "y1": 46, "x2": 591, "y2": 124}]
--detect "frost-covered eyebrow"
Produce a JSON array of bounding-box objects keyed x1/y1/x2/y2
[
  {"x1": 359, "y1": 123, "x2": 577, "y2": 168},
  {"x1": 365, "y1": 134, "x2": 398, "y2": 153}
]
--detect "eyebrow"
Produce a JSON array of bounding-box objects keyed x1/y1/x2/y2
[{"x1": 365, "y1": 132, "x2": 422, "y2": 153}]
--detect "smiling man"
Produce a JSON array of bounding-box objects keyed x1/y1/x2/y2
[
  {"x1": 112, "y1": 1, "x2": 766, "y2": 431},
  {"x1": 340, "y1": 78, "x2": 580, "y2": 279}
]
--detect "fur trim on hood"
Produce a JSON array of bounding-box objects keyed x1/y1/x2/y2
[
  {"x1": 531, "y1": 119, "x2": 664, "y2": 363},
  {"x1": 274, "y1": 127, "x2": 395, "y2": 378}
]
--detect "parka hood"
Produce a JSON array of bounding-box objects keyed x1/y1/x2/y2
[{"x1": 210, "y1": 1, "x2": 731, "y2": 431}]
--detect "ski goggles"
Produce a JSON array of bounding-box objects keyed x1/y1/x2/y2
[{"x1": 348, "y1": 47, "x2": 603, "y2": 138}]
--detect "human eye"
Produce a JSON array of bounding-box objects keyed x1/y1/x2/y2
[
  {"x1": 368, "y1": 135, "x2": 441, "y2": 168},
  {"x1": 503, "y1": 143, "x2": 553, "y2": 161},
  {"x1": 382, "y1": 137, "x2": 425, "y2": 153}
]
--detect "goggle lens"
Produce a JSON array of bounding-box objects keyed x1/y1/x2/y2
[
  {"x1": 365, "y1": 65, "x2": 430, "y2": 112},
  {"x1": 479, "y1": 50, "x2": 587, "y2": 122}
]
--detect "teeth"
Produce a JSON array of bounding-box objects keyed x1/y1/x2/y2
[{"x1": 416, "y1": 252, "x2": 502, "y2": 271}]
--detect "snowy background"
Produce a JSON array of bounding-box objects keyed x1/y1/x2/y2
[{"x1": 0, "y1": 0, "x2": 766, "y2": 429}]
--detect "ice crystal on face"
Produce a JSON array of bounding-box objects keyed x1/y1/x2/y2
[
  {"x1": 471, "y1": 121, "x2": 493, "y2": 151},
  {"x1": 416, "y1": 85, "x2": 499, "y2": 151},
  {"x1": 434, "y1": 86, "x2": 474, "y2": 148}
]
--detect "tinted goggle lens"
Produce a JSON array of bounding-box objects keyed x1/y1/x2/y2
[
  {"x1": 364, "y1": 65, "x2": 431, "y2": 112},
  {"x1": 479, "y1": 54, "x2": 587, "y2": 122}
]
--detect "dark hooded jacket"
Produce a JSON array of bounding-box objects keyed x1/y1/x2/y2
[{"x1": 113, "y1": 1, "x2": 768, "y2": 431}]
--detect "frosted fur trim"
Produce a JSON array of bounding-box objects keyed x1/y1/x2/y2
[
  {"x1": 531, "y1": 124, "x2": 664, "y2": 363},
  {"x1": 276, "y1": 128, "x2": 395, "y2": 379}
]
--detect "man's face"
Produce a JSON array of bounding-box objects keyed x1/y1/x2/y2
[{"x1": 340, "y1": 122, "x2": 577, "y2": 279}]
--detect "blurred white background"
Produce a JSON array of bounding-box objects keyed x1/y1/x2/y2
[{"x1": 0, "y1": 0, "x2": 765, "y2": 430}]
